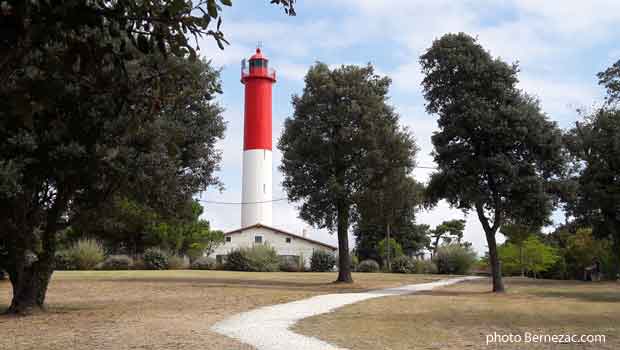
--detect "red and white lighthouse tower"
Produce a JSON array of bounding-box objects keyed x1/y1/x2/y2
[{"x1": 241, "y1": 48, "x2": 276, "y2": 227}]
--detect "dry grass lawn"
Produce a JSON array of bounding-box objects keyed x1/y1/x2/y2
[
  {"x1": 0, "y1": 270, "x2": 441, "y2": 350},
  {"x1": 295, "y1": 277, "x2": 620, "y2": 350}
]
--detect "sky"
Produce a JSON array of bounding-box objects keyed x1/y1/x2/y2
[{"x1": 196, "y1": 0, "x2": 620, "y2": 255}]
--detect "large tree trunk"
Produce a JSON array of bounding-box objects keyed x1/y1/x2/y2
[
  {"x1": 484, "y1": 229, "x2": 505, "y2": 292},
  {"x1": 6, "y1": 254, "x2": 54, "y2": 314},
  {"x1": 476, "y1": 202, "x2": 505, "y2": 293},
  {"x1": 335, "y1": 202, "x2": 353, "y2": 283}
]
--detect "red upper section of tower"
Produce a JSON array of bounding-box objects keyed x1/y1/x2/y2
[{"x1": 242, "y1": 48, "x2": 276, "y2": 150}]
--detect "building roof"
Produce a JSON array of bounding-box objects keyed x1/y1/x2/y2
[{"x1": 224, "y1": 223, "x2": 338, "y2": 251}]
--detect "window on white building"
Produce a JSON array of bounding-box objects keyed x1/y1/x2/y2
[
  {"x1": 255, "y1": 236, "x2": 263, "y2": 244},
  {"x1": 286, "y1": 237, "x2": 292, "y2": 243},
  {"x1": 226, "y1": 236, "x2": 231, "y2": 242}
]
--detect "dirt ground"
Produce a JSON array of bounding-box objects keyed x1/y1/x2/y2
[
  {"x1": 295, "y1": 277, "x2": 620, "y2": 350},
  {"x1": 0, "y1": 270, "x2": 441, "y2": 350}
]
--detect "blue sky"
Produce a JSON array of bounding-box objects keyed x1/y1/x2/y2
[{"x1": 196, "y1": 0, "x2": 620, "y2": 254}]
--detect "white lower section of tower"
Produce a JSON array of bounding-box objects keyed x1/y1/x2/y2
[{"x1": 241, "y1": 149, "x2": 272, "y2": 227}]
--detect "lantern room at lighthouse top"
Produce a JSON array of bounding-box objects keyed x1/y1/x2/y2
[{"x1": 241, "y1": 48, "x2": 276, "y2": 83}]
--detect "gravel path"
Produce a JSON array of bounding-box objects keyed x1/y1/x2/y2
[{"x1": 212, "y1": 276, "x2": 481, "y2": 350}]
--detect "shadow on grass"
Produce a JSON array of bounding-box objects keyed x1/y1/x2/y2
[
  {"x1": 92, "y1": 277, "x2": 370, "y2": 293},
  {"x1": 531, "y1": 290, "x2": 620, "y2": 303}
]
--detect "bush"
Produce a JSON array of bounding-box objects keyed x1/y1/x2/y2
[
  {"x1": 225, "y1": 245, "x2": 280, "y2": 272},
  {"x1": 357, "y1": 259, "x2": 380, "y2": 272},
  {"x1": 433, "y1": 244, "x2": 476, "y2": 274},
  {"x1": 310, "y1": 250, "x2": 336, "y2": 272},
  {"x1": 413, "y1": 259, "x2": 438, "y2": 274},
  {"x1": 191, "y1": 256, "x2": 216, "y2": 270},
  {"x1": 67, "y1": 239, "x2": 105, "y2": 270},
  {"x1": 143, "y1": 248, "x2": 169, "y2": 270},
  {"x1": 245, "y1": 245, "x2": 279, "y2": 272},
  {"x1": 225, "y1": 249, "x2": 250, "y2": 271},
  {"x1": 391, "y1": 256, "x2": 415, "y2": 273},
  {"x1": 168, "y1": 255, "x2": 190, "y2": 269},
  {"x1": 350, "y1": 254, "x2": 359, "y2": 271},
  {"x1": 101, "y1": 255, "x2": 133, "y2": 270},
  {"x1": 54, "y1": 250, "x2": 76, "y2": 270}
]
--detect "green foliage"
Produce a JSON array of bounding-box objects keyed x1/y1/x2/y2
[
  {"x1": 420, "y1": 33, "x2": 565, "y2": 291},
  {"x1": 279, "y1": 63, "x2": 416, "y2": 282},
  {"x1": 225, "y1": 249, "x2": 250, "y2": 271},
  {"x1": 0, "y1": 0, "x2": 292, "y2": 312},
  {"x1": 167, "y1": 255, "x2": 190, "y2": 270},
  {"x1": 190, "y1": 256, "x2": 217, "y2": 270},
  {"x1": 500, "y1": 236, "x2": 559, "y2": 276},
  {"x1": 143, "y1": 248, "x2": 169, "y2": 270},
  {"x1": 564, "y1": 92, "x2": 620, "y2": 275},
  {"x1": 413, "y1": 259, "x2": 438, "y2": 274},
  {"x1": 391, "y1": 256, "x2": 415, "y2": 274},
  {"x1": 433, "y1": 244, "x2": 477, "y2": 275},
  {"x1": 66, "y1": 239, "x2": 105, "y2": 270},
  {"x1": 310, "y1": 250, "x2": 336, "y2": 272},
  {"x1": 350, "y1": 254, "x2": 359, "y2": 270},
  {"x1": 357, "y1": 259, "x2": 380, "y2": 273},
  {"x1": 377, "y1": 238, "x2": 404, "y2": 264},
  {"x1": 101, "y1": 255, "x2": 133, "y2": 270},
  {"x1": 225, "y1": 246, "x2": 280, "y2": 272},
  {"x1": 355, "y1": 173, "x2": 426, "y2": 263}
]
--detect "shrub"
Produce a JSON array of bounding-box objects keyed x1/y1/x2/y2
[
  {"x1": 68, "y1": 239, "x2": 105, "y2": 270},
  {"x1": 433, "y1": 244, "x2": 476, "y2": 274},
  {"x1": 391, "y1": 256, "x2": 415, "y2": 273},
  {"x1": 245, "y1": 245, "x2": 279, "y2": 272},
  {"x1": 310, "y1": 250, "x2": 336, "y2": 272},
  {"x1": 54, "y1": 250, "x2": 76, "y2": 270},
  {"x1": 143, "y1": 248, "x2": 169, "y2": 270},
  {"x1": 101, "y1": 255, "x2": 133, "y2": 270},
  {"x1": 191, "y1": 256, "x2": 216, "y2": 270},
  {"x1": 350, "y1": 254, "x2": 359, "y2": 271},
  {"x1": 225, "y1": 249, "x2": 250, "y2": 271},
  {"x1": 414, "y1": 259, "x2": 438, "y2": 274},
  {"x1": 225, "y1": 245, "x2": 280, "y2": 272},
  {"x1": 168, "y1": 255, "x2": 190, "y2": 269},
  {"x1": 357, "y1": 259, "x2": 380, "y2": 272}
]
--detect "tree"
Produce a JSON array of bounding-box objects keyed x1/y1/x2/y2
[
  {"x1": 500, "y1": 223, "x2": 535, "y2": 277},
  {"x1": 420, "y1": 33, "x2": 565, "y2": 292},
  {"x1": 0, "y1": 0, "x2": 293, "y2": 314},
  {"x1": 279, "y1": 63, "x2": 416, "y2": 283},
  {"x1": 354, "y1": 174, "x2": 427, "y2": 263},
  {"x1": 499, "y1": 236, "x2": 559, "y2": 277},
  {"x1": 377, "y1": 238, "x2": 404, "y2": 265},
  {"x1": 429, "y1": 219, "x2": 466, "y2": 256},
  {"x1": 564, "y1": 65, "x2": 620, "y2": 277}
]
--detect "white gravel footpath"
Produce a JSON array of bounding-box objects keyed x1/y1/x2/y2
[{"x1": 211, "y1": 276, "x2": 481, "y2": 350}]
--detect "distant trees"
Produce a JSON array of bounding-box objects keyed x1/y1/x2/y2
[
  {"x1": 279, "y1": 63, "x2": 417, "y2": 283},
  {"x1": 429, "y1": 219, "x2": 466, "y2": 256},
  {"x1": 420, "y1": 33, "x2": 565, "y2": 292}
]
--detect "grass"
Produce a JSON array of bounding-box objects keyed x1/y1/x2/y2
[
  {"x1": 0, "y1": 270, "x2": 441, "y2": 350},
  {"x1": 295, "y1": 277, "x2": 620, "y2": 350}
]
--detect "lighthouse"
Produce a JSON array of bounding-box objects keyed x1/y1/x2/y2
[{"x1": 240, "y1": 48, "x2": 276, "y2": 227}]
